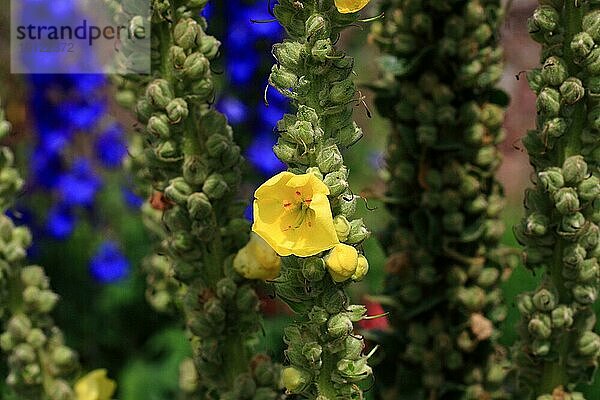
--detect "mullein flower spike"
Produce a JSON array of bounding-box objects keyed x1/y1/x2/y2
[
  {"x1": 258, "y1": 0, "x2": 375, "y2": 397},
  {"x1": 371, "y1": 0, "x2": 513, "y2": 398},
  {"x1": 514, "y1": 3, "x2": 600, "y2": 397},
  {"x1": 0, "y1": 105, "x2": 84, "y2": 399},
  {"x1": 116, "y1": 0, "x2": 283, "y2": 397}
]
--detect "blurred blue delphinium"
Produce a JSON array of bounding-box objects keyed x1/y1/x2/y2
[
  {"x1": 90, "y1": 241, "x2": 131, "y2": 283},
  {"x1": 212, "y1": 0, "x2": 288, "y2": 178}
]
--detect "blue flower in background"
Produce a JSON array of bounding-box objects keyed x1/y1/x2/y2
[
  {"x1": 213, "y1": 0, "x2": 288, "y2": 178},
  {"x1": 58, "y1": 159, "x2": 102, "y2": 207},
  {"x1": 45, "y1": 204, "x2": 76, "y2": 240},
  {"x1": 96, "y1": 125, "x2": 128, "y2": 169},
  {"x1": 90, "y1": 241, "x2": 130, "y2": 283}
]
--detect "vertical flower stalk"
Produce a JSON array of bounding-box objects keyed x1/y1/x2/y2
[
  {"x1": 0, "y1": 105, "x2": 80, "y2": 399},
  {"x1": 118, "y1": 1, "x2": 282, "y2": 398},
  {"x1": 259, "y1": 1, "x2": 375, "y2": 397},
  {"x1": 514, "y1": 2, "x2": 600, "y2": 398},
  {"x1": 370, "y1": 1, "x2": 514, "y2": 398}
]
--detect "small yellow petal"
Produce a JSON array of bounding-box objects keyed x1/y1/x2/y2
[
  {"x1": 255, "y1": 171, "x2": 295, "y2": 199},
  {"x1": 75, "y1": 369, "x2": 116, "y2": 400},
  {"x1": 334, "y1": 0, "x2": 371, "y2": 14}
]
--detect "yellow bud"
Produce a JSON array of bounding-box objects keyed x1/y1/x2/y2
[
  {"x1": 351, "y1": 255, "x2": 369, "y2": 281},
  {"x1": 281, "y1": 366, "x2": 310, "y2": 393},
  {"x1": 74, "y1": 369, "x2": 116, "y2": 400},
  {"x1": 333, "y1": 215, "x2": 351, "y2": 242},
  {"x1": 325, "y1": 244, "x2": 358, "y2": 282},
  {"x1": 334, "y1": 0, "x2": 371, "y2": 14},
  {"x1": 234, "y1": 233, "x2": 281, "y2": 280}
]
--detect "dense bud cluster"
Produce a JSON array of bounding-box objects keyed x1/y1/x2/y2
[
  {"x1": 267, "y1": 1, "x2": 374, "y2": 397},
  {"x1": 515, "y1": 2, "x2": 600, "y2": 397},
  {"x1": 0, "y1": 107, "x2": 79, "y2": 399},
  {"x1": 370, "y1": 1, "x2": 514, "y2": 398},
  {"x1": 116, "y1": 1, "x2": 283, "y2": 397}
]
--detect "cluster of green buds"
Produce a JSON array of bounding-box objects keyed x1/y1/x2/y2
[
  {"x1": 514, "y1": 2, "x2": 600, "y2": 397},
  {"x1": 265, "y1": 1, "x2": 376, "y2": 398},
  {"x1": 370, "y1": 1, "x2": 515, "y2": 398},
  {"x1": 117, "y1": 1, "x2": 283, "y2": 397},
  {"x1": 0, "y1": 107, "x2": 79, "y2": 399}
]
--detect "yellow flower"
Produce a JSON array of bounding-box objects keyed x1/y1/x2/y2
[
  {"x1": 234, "y1": 233, "x2": 281, "y2": 280},
  {"x1": 325, "y1": 243, "x2": 358, "y2": 282},
  {"x1": 252, "y1": 171, "x2": 339, "y2": 257},
  {"x1": 334, "y1": 0, "x2": 371, "y2": 14},
  {"x1": 75, "y1": 369, "x2": 116, "y2": 400}
]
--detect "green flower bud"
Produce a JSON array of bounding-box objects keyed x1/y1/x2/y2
[
  {"x1": 321, "y1": 290, "x2": 349, "y2": 314},
  {"x1": 235, "y1": 285, "x2": 259, "y2": 312},
  {"x1": 573, "y1": 284, "x2": 597, "y2": 304},
  {"x1": 306, "y1": 13, "x2": 329, "y2": 40},
  {"x1": 536, "y1": 87, "x2": 561, "y2": 116},
  {"x1": 166, "y1": 98, "x2": 189, "y2": 123},
  {"x1": 337, "y1": 357, "x2": 372, "y2": 382},
  {"x1": 443, "y1": 212, "x2": 465, "y2": 233},
  {"x1": 327, "y1": 313, "x2": 353, "y2": 339},
  {"x1": 273, "y1": 139, "x2": 298, "y2": 163},
  {"x1": 155, "y1": 140, "x2": 181, "y2": 162},
  {"x1": 281, "y1": 366, "x2": 311, "y2": 393},
  {"x1": 563, "y1": 243, "x2": 587, "y2": 268},
  {"x1": 554, "y1": 187, "x2": 580, "y2": 215},
  {"x1": 560, "y1": 212, "x2": 586, "y2": 234},
  {"x1": 206, "y1": 134, "x2": 231, "y2": 158},
  {"x1": 456, "y1": 286, "x2": 486, "y2": 311},
  {"x1": 532, "y1": 288, "x2": 557, "y2": 311},
  {"x1": 146, "y1": 79, "x2": 173, "y2": 109},
  {"x1": 543, "y1": 117, "x2": 568, "y2": 139},
  {"x1": 333, "y1": 194, "x2": 358, "y2": 218},
  {"x1": 577, "y1": 258, "x2": 599, "y2": 283},
  {"x1": 204, "y1": 298, "x2": 226, "y2": 324},
  {"x1": 531, "y1": 339, "x2": 551, "y2": 356},
  {"x1": 187, "y1": 192, "x2": 212, "y2": 220},
  {"x1": 528, "y1": 313, "x2": 552, "y2": 339},
  {"x1": 531, "y1": 6, "x2": 560, "y2": 31},
  {"x1": 302, "y1": 257, "x2": 326, "y2": 282},
  {"x1": 562, "y1": 155, "x2": 588, "y2": 185},
  {"x1": 26, "y1": 328, "x2": 46, "y2": 349},
  {"x1": 169, "y1": 45, "x2": 187, "y2": 69},
  {"x1": 323, "y1": 169, "x2": 349, "y2": 197},
  {"x1": 308, "y1": 306, "x2": 329, "y2": 326},
  {"x1": 273, "y1": 41, "x2": 303, "y2": 70},
  {"x1": 525, "y1": 212, "x2": 550, "y2": 236},
  {"x1": 578, "y1": 175, "x2": 600, "y2": 202},
  {"x1": 559, "y1": 77, "x2": 585, "y2": 104},
  {"x1": 346, "y1": 219, "x2": 370, "y2": 244},
  {"x1": 315, "y1": 142, "x2": 343, "y2": 173},
  {"x1": 301, "y1": 342, "x2": 322, "y2": 364},
  {"x1": 51, "y1": 345, "x2": 77, "y2": 368},
  {"x1": 147, "y1": 114, "x2": 171, "y2": 138},
  {"x1": 333, "y1": 215, "x2": 351, "y2": 242},
  {"x1": 136, "y1": 98, "x2": 153, "y2": 123},
  {"x1": 337, "y1": 123, "x2": 363, "y2": 148},
  {"x1": 538, "y1": 167, "x2": 564, "y2": 192},
  {"x1": 202, "y1": 173, "x2": 228, "y2": 200},
  {"x1": 190, "y1": 78, "x2": 215, "y2": 99},
  {"x1": 578, "y1": 331, "x2": 600, "y2": 357},
  {"x1": 551, "y1": 305, "x2": 573, "y2": 329},
  {"x1": 183, "y1": 52, "x2": 209, "y2": 79},
  {"x1": 174, "y1": 18, "x2": 201, "y2": 50},
  {"x1": 182, "y1": 155, "x2": 209, "y2": 186},
  {"x1": 584, "y1": 48, "x2": 600, "y2": 74},
  {"x1": 583, "y1": 10, "x2": 600, "y2": 42},
  {"x1": 199, "y1": 34, "x2": 221, "y2": 59},
  {"x1": 541, "y1": 57, "x2": 568, "y2": 87},
  {"x1": 20, "y1": 266, "x2": 47, "y2": 288},
  {"x1": 270, "y1": 65, "x2": 298, "y2": 91},
  {"x1": 7, "y1": 314, "x2": 31, "y2": 340},
  {"x1": 329, "y1": 80, "x2": 355, "y2": 105},
  {"x1": 165, "y1": 178, "x2": 193, "y2": 205},
  {"x1": 476, "y1": 268, "x2": 499, "y2": 288},
  {"x1": 0, "y1": 332, "x2": 15, "y2": 352}
]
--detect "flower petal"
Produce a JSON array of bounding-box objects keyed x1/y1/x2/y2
[{"x1": 334, "y1": 0, "x2": 370, "y2": 14}]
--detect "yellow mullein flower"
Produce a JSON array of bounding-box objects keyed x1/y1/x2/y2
[
  {"x1": 325, "y1": 243, "x2": 359, "y2": 282},
  {"x1": 75, "y1": 369, "x2": 116, "y2": 400},
  {"x1": 334, "y1": 0, "x2": 371, "y2": 14},
  {"x1": 252, "y1": 171, "x2": 339, "y2": 257},
  {"x1": 234, "y1": 232, "x2": 281, "y2": 280}
]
